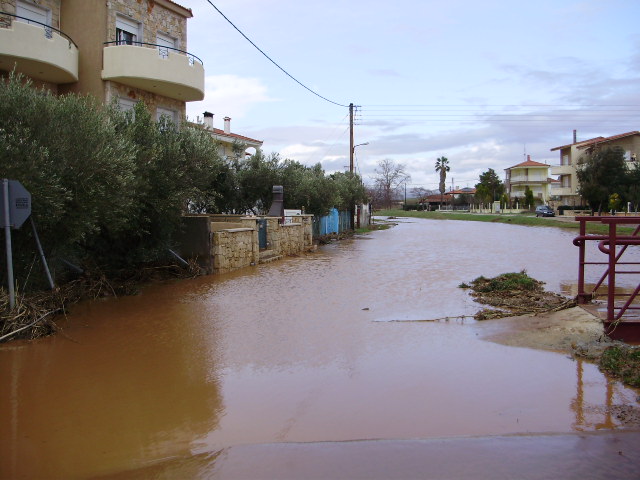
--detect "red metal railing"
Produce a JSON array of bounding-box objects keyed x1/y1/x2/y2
[{"x1": 573, "y1": 216, "x2": 640, "y2": 340}]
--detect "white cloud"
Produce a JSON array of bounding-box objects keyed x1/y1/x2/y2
[{"x1": 186, "y1": 74, "x2": 275, "y2": 122}]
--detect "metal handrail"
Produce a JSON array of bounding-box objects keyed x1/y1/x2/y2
[
  {"x1": 0, "y1": 11, "x2": 78, "y2": 49},
  {"x1": 103, "y1": 40, "x2": 203, "y2": 66},
  {"x1": 574, "y1": 216, "x2": 640, "y2": 326}
]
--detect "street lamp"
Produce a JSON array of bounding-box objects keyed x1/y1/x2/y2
[{"x1": 350, "y1": 142, "x2": 369, "y2": 174}]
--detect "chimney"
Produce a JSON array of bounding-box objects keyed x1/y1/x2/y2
[
  {"x1": 203, "y1": 111, "x2": 213, "y2": 129},
  {"x1": 267, "y1": 185, "x2": 284, "y2": 219},
  {"x1": 224, "y1": 116, "x2": 231, "y2": 134},
  {"x1": 527, "y1": 154, "x2": 531, "y2": 162},
  {"x1": 573, "y1": 129, "x2": 577, "y2": 143}
]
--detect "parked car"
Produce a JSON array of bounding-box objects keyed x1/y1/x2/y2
[{"x1": 535, "y1": 205, "x2": 555, "y2": 217}]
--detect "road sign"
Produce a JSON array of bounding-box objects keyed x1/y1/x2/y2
[{"x1": 1, "y1": 179, "x2": 31, "y2": 229}]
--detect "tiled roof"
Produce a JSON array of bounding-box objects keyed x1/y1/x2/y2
[
  {"x1": 575, "y1": 131, "x2": 640, "y2": 149},
  {"x1": 550, "y1": 131, "x2": 640, "y2": 151},
  {"x1": 550, "y1": 136, "x2": 605, "y2": 151},
  {"x1": 209, "y1": 128, "x2": 263, "y2": 145},
  {"x1": 450, "y1": 187, "x2": 476, "y2": 194},
  {"x1": 189, "y1": 121, "x2": 264, "y2": 145},
  {"x1": 507, "y1": 159, "x2": 550, "y2": 169},
  {"x1": 423, "y1": 193, "x2": 453, "y2": 202}
]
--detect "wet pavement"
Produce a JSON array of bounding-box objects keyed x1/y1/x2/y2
[
  {"x1": 100, "y1": 431, "x2": 640, "y2": 480},
  {"x1": 1, "y1": 218, "x2": 639, "y2": 479}
]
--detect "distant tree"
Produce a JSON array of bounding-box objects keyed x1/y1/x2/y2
[
  {"x1": 577, "y1": 146, "x2": 629, "y2": 214},
  {"x1": 523, "y1": 186, "x2": 535, "y2": 210},
  {"x1": 372, "y1": 159, "x2": 410, "y2": 209},
  {"x1": 435, "y1": 156, "x2": 450, "y2": 207},
  {"x1": 475, "y1": 168, "x2": 504, "y2": 204}
]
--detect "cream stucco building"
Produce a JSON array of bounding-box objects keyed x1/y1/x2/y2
[
  {"x1": 505, "y1": 156, "x2": 554, "y2": 204},
  {"x1": 550, "y1": 130, "x2": 640, "y2": 206}
]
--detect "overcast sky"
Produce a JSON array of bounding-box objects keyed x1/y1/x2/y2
[{"x1": 180, "y1": 0, "x2": 640, "y2": 191}]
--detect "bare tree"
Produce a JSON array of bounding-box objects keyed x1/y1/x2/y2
[{"x1": 373, "y1": 159, "x2": 410, "y2": 209}]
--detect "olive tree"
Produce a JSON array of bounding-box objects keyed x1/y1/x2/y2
[{"x1": 577, "y1": 146, "x2": 629, "y2": 214}]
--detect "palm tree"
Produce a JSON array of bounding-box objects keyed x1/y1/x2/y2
[{"x1": 435, "y1": 156, "x2": 450, "y2": 209}]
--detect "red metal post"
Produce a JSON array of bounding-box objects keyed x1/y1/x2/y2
[
  {"x1": 576, "y1": 217, "x2": 589, "y2": 304},
  {"x1": 607, "y1": 220, "x2": 617, "y2": 322}
]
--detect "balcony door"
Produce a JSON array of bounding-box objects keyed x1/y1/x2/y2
[
  {"x1": 16, "y1": 1, "x2": 49, "y2": 25},
  {"x1": 16, "y1": 0, "x2": 51, "y2": 37}
]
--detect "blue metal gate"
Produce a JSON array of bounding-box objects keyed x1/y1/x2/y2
[{"x1": 258, "y1": 219, "x2": 268, "y2": 249}]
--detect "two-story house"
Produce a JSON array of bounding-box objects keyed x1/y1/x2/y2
[
  {"x1": 550, "y1": 130, "x2": 640, "y2": 205},
  {"x1": 504, "y1": 156, "x2": 553, "y2": 204},
  {"x1": 1, "y1": 0, "x2": 204, "y2": 122},
  {"x1": 202, "y1": 112, "x2": 263, "y2": 160}
]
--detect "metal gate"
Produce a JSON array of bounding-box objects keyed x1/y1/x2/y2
[{"x1": 258, "y1": 219, "x2": 268, "y2": 249}]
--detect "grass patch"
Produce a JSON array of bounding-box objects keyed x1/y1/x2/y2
[
  {"x1": 599, "y1": 346, "x2": 640, "y2": 388},
  {"x1": 356, "y1": 223, "x2": 391, "y2": 234},
  {"x1": 470, "y1": 271, "x2": 542, "y2": 293},
  {"x1": 376, "y1": 209, "x2": 635, "y2": 235}
]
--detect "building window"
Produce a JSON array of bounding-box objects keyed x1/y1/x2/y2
[
  {"x1": 156, "y1": 107, "x2": 178, "y2": 128},
  {"x1": 156, "y1": 32, "x2": 177, "y2": 58},
  {"x1": 562, "y1": 154, "x2": 569, "y2": 166},
  {"x1": 116, "y1": 15, "x2": 141, "y2": 45},
  {"x1": 117, "y1": 97, "x2": 136, "y2": 118}
]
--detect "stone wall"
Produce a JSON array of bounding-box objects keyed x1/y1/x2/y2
[
  {"x1": 106, "y1": 0, "x2": 187, "y2": 48},
  {"x1": 108, "y1": 80, "x2": 187, "y2": 119},
  {"x1": 178, "y1": 215, "x2": 314, "y2": 275},
  {"x1": 212, "y1": 228, "x2": 258, "y2": 274}
]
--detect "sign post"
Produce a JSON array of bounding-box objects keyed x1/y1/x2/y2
[{"x1": 1, "y1": 179, "x2": 32, "y2": 309}]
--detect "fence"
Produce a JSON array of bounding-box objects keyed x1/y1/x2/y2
[{"x1": 312, "y1": 208, "x2": 351, "y2": 236}]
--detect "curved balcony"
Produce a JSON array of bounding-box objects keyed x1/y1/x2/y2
[
  {"x1": 550, "y1": 164, "x2": 575, "y2": 175},
  {"x1": 0, "y1": 12, "x2": 78, "y2": 83},
  {"x1": 102, "y1": 42, "x2": 204, "y2": 102},
  {"x1": 550, "y1": 186, "x2": 575, "y2": 197}
]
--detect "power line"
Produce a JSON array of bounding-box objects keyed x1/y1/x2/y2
[
  {"x1": 361, "y1": 104, "x2": 640, "y2": 108},
  {"x1": 203, "y1": 0, "x2": 350, "y2": 108}
]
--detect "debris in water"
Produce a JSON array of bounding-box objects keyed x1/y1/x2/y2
[{"x1": 461, "y1": 270, "x2": 576, "y2": 320}]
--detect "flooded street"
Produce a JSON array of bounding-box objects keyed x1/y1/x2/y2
[{"x1": 1, "y1": 218, "x2": 640, "y2": 478}]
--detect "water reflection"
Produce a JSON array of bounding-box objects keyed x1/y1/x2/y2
[{"x1": 1, "y1": 218, "x2": 638, "y2": 478}]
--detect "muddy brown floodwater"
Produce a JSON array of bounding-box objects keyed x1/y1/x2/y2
[{"x1": 1, "y1": 218, "x2": 640, "y2": 479}]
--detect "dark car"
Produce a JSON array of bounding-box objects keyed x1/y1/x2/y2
[{"x1": 535, "y1": 205, "x2": 555, "y2": 217}]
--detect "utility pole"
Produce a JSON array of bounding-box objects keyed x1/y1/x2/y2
[
  {"x1": 349, "y1": 103, "x2": 355, "y2": 229},
  {"x1": 349, "y1": 103, "x2": 354, "y2": 174}
]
